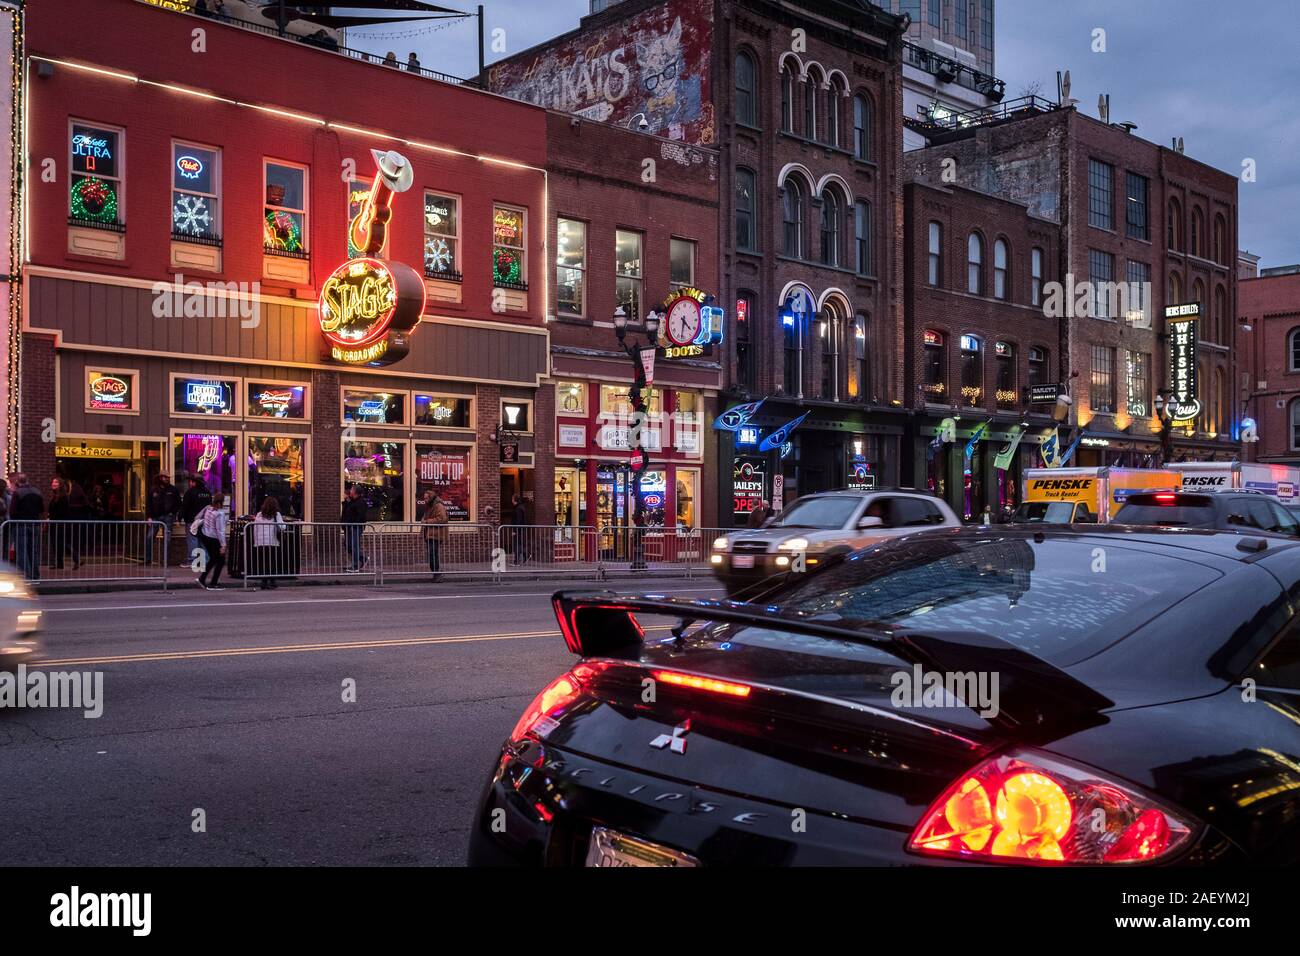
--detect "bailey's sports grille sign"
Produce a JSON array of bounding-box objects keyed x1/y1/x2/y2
[{"x1": 1165, "y1": 303, "x2": 1201, "y2": 423}]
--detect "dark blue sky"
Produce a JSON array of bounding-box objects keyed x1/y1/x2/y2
[{"x1": 349, "y1": 0, "x2": 1298, "y2": 268}]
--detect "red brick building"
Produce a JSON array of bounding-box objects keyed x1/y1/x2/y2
[
  {"x1": 544, "y1": 111, "x2": 722, "y2": 537},
  {"x1": 903, "y1": 179, "x2": 1061, "y2": 518},
  {"x1": 1239, "y1": 269, "x2": 1300, "y2": 465},
  {"x1": 905, "y1": 103, "x2": 1241, "y2": 478},
  {"x1": 14, "y1": 0, "x2": 553, "y2": 529},
  {"x1": 490, "y1": 0, "x2": 910, "y2": 525}
]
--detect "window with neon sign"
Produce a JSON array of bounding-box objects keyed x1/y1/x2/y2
[
  {"x1": 414, "y1": 394, "x2": 472, "y2": 428},
  {"x1": 70, "y1": 122, "x2": 122, "y2": 226},
  {"x1": 342, "y1": 388, "x2": 405, "y2": 425},
  {"x1": 87, "y1": 369, "x2": 136, "y2": 412},
  {"x1": 492, "y1": 204, "x2": 526, "y2": 287},
  {"x1": 264, "y1": 161, "x2": 307, "y2": 254},
  {"x1": 247, "y1": 382, "x2": 307, "y2": 419},
  {"x1": 174, "y1": 377, "x2": 236, "y2": 416},
  {"x1": 424, "y1": 193, "x2": 460, "y2": 278},
  {"x1": 415, "y1": 445, "x2": 473, "y2": 521},
  {"x1": 172, "y1": 142, "x2": 219, "y2": 241}
]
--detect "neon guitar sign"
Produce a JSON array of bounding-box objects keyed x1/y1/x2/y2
[{"x1": 319, "y1": 149, "x2": 426, "y2": 366}]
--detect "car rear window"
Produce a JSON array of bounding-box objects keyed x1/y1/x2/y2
[
  {"x1": 1114, "y1": 494, "x2": 1216, "y2": 528},
  {"x1": 768, "y1": 534, "x2": 1220, "y2": 666}
]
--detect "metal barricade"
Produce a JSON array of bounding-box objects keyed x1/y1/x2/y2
[
  {"x1": 0, "y1": 519, "x2": 172, "y2": 588},
  {"x1": 371, "y1": 522, "x2": 497, "y2": 580},
  {"x1": 240, "y1": 521, "x2": 379, "y2": 588},
  {"x1": 592, "y1": 525, "x2": 723, "y2": 578}
]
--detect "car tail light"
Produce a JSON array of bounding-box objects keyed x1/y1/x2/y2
[
  {"x1": 652, "y1": 670, "x2": 753, "y2": 698},
  {"x1": 908, "y1": 750, "x2": 1195, "y2": 864},
  {"x1": 509, "y1": 666, "x2": 590, "y2": 742},
  {"x1": 1154, "y1": 494, "x2": 1177, "y2": 504}
]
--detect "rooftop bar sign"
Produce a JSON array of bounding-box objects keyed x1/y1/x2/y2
[{"x1": 319, "y1": 150, "x2": 426, "y2": 366}]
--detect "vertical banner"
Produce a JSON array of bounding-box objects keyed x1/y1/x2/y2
[
  {"x1": 1040, "y1": 427, "x2": 1062, "y2": 468},
  {"x1": 993, "y1": 426, "x2": 1025, "y2": 471},
  {"x1": 639, "y1": 347, "x2": 656, "y2": 386},
  {"x1": 1165, "y1": 303, "x2": 1201, "y2": 423}
]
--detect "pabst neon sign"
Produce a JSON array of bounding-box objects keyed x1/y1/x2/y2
[{"x1": 319, "y1": 149, "x2": 426, "y2": 366}]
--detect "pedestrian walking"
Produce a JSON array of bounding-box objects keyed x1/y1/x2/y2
[
  {"x1": 192, "y1": 492, "x2": 229, "y2": 590},
  {"x1": 66, "y1": 480, "x2": 89, "y2": 569},
  {"x1": 10, "y1": 474, "x2": 45, "y2": 580},
  {"x1": 421, "y1": 490, "x2": 448, "y2": 582},
  {"x1": 180, "y1": 474, "x2": 212, "y2": 567},
  {"x1": 510, "y1": 492, "x2": 529, "y2": 564},
  {"x1": 251, "y1": 496, "x2": 287, "y2": 590},
  {"x1": 341, "y1": 484, "x2": 368, "y2": 572},
  {"x1": 48, "y1": 477, "x2": 69, "y2": 570}
]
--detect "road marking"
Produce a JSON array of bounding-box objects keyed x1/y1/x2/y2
[
  {"x1": 33, "y1": 625, "x2": 674, "y2": 667},
  {"x1": 41, "y1": 587, "x2": 721, "y2": 613}
]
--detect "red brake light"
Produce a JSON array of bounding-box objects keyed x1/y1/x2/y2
[
  {"x1": 509, "y1": 668, "x2": 587, "y2": 742},
  {"x1": 1154, "y1": 494, "x2": 1177, "y2": 503},
  {"x1": 908, "y1": 750, "x2": 1195, "y2": 865},
  {"x1": 652, "y1": 670, "x2": 752, "y2": 698}
]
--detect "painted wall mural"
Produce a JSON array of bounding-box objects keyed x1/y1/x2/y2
[{"x1": 488, "y1": 0, "x2": 714, "y2": 144}]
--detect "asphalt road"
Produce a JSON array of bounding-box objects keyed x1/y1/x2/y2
[{"x1": 0, "y1": 576, "x2": 722, "y2": 866}]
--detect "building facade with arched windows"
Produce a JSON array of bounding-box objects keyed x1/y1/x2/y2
[{"x1": 1238, "y1": 268, "x2": 1300, "y2": 465}]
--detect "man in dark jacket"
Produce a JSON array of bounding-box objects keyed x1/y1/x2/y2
[
  {"x1": 340, "y1": 485, "x2": 369, "y2": 572},
  {"x1": 180, "y1": 475, "x2": 212, "y2": 568},
  {"x1": 509, "y1": 493, "x2": 529, "y2": 564},
  {"x1": 10, "y1": 473, "x2": 45, "y2": 580},
  {"x1": 146, "y1": 474, "x2": 182, "y2": 566}
]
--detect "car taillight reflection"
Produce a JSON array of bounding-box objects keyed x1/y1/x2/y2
[{"x1": 908, "y1": 750, "x2": 1195, "y2": 864}]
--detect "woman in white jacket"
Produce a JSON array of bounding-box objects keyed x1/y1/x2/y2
[
  {"x1": 252, "y1": 497, "x2": 287, "y2": 590},
  {"x1": 195, "y1": 492, "x2": 230, "y2": 590}
]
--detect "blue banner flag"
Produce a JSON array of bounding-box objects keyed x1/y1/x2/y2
[
  {"x1": 713, "y1": 399, "x2": 764, "y2": 432},
  {"x1": 759, "y1": 411, "x2": 810, "y2": 452}
]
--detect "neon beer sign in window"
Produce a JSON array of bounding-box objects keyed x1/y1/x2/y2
[{"x1": 89, "y1": 372, "x2": 132, "y2": 410}]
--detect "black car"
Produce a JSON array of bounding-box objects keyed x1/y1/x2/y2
[
  {"x1": 469, "y1": 527, "x2": 1300, "y2": 866},
  {"x1": 1114, "y1": 490, "x2": 1300, "y2": 536}
]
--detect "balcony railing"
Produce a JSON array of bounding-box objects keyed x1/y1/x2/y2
[
  {"x1": 907, "y1": 95, "x2": 1061, "y2": 139},
  {"x1": 902, "y1": 40, "x2": 1005, "y2": 100}
]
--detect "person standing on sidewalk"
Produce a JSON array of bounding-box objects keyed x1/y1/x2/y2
[
  {"x1": 146, "y1": 474, "x2": 179, "y2": 567},
  {"x1": 251, "y1": 496, "x2": 287, "y2": 590},
  {"x1": 47, "y1": 477, "x2": 69, "y2": 570},
  {"x1": 340, "y1": 484, "x2": 368, "y2": 573},
  {"x1": 421, "y1": 490, "x2": 448, "y2": 582},
  {"x1": 194, "y1": 492, "x2": 229, "y2": 590},
  {"x1": 510, "y1": 493, "x2": 529, "y2": 564},
  {"x1": 10, "y1": 474, "x2": 45, "y2": 580},
  {"x1": 180, "y1": 474, "x2": 212, "y2": 568}
]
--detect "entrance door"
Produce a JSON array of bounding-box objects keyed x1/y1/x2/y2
[{"x1": 500, "y1": 467, "x2": 535, "y2": 524}]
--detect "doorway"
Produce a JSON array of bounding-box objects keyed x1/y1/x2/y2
[{"x1": 500, "y1": 466, "x2": 535, "y2": 523}]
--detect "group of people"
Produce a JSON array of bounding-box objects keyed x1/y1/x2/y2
[{"x1": 379, "y1": 51, "x2": 422, "y2": 72}]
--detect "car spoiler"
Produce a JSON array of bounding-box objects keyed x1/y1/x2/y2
[{"x1": 552, "y1": 590, "x2": 1114, "y2": 736}]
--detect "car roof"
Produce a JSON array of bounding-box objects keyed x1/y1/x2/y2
[{"x1": 961, "y1": 523, "x2": 1299, "y2": 564}]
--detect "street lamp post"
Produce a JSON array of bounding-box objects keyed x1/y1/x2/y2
[{"x1": 613, "y1": 306, "x2": 661, "y2": 570}]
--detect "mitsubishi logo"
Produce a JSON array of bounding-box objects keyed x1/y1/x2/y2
[{"x1": 650, "y1": 720, "x2": 690, "y2": 754}]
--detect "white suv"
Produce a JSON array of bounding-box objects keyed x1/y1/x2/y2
[{"x1": 710, "y1": 490, "x2": 962, "y2": 595}]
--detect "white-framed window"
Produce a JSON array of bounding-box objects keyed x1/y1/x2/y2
[
  {"x1": 670, "y1": 237, "x2": 695, "y2": 290},
  {"x1": 967, "y1": 232, "x2": 983, "y2": 295},
  {"x1": 492, "y1": 203, "x2": 527, "y2": 287},
  {"x1": 424, "y1": 192, "x2": 460, "y2": 277},
  {"x1": 171, "y1": 373, "x2": 241, "y2": 418},
  {"x1": 247, "y1": 380, "x2": 309, "y2": 420},
  {"x1": 993, "y1": 238, "x2": 1009, "y2": 300},
  {"x1": 342, "y1": 387, "x2": 407, "y2": 426},
  {"x1": 70, "y1": 120, "x2": 124, "y2": 226},
  {"x1": 556, "y1": 380, "x2": 588, "y2": 416},
  {"x1": 413, "y1": 393, "x2": 473, "y2": 429},
  {"x1": 264, "y1": 160, "x2": 308, "y2": 254},
  {"x1": 557, "y1": 218, "x2": 587, "y2": 317},
  {"x1": 1290, "y1": 328, "x2": 1300, "y2": 373},
  {"x1": 86, "y1": 367, "x2": 140, "y2": 414},
  {"x1": 615, "y1": 229, "x2": 643, "y2": 321},
  {"x1": 501, "y1": 397, "x2": 533, "y2": 434},
  {"x1": 172, "y1": 141, "x2": 220, "y2": 241},
  {"x1": 1031, "y1": 247, "x2": 1044, "y2": 306},
  {"x1": 928, "y1": 221, "x2": 942, "y2": 286}
]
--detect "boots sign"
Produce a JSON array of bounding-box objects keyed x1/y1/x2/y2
[{"x1": 319, "y1": 150, "x2": 426, "y2": 367}]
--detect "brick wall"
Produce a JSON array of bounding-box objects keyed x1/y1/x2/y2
[
  {"x1": 18, "y1": 333, "x2": 57, "y2": 493},
  {"x1": 1239, "y1": 272, "x2": 1300, "y2": 461}
]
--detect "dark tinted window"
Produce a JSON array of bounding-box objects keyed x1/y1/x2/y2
[
  {"x1": 894, "y1": 497, "x2": 945, "y2": 526},
  {"x1": 773, "y1": 535, "x2": 1221, "y2": 665},
  {"x1": 1257, "y1": 627, "x2": 1300, "y2": 690},
  {"x1": 1114, "y1": 494, "x2": 1216, "y2": 528},
  {"x1": 1270, "y1": 503, "x2": 1300, "y2": 537}
]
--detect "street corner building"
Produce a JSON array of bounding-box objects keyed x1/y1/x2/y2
[{"x1": 8, "y1": 0, "x2": 555, "y2": 530}]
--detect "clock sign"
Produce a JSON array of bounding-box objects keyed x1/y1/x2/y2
[{"x1": 663, "y1": 294, "x2": 703, "y2": 347}]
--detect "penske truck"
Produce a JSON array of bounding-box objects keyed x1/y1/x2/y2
[
  {"x1": 1164, "y1": 461, "x2": 1300, "y2": 503},
  {"x1": 1017, "y1": 467, "x2": 1180, "y2": 523}
]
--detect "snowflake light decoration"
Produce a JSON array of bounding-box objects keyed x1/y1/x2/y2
[
  {"x1": 173, "y1": 195, "x2": 211, "y2": 237},
  {"x1": 424, "y1": 237, "x2": 453, "y2": 274}
]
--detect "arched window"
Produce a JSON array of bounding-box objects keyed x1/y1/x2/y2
[
  {"x1": 820, "y1": 188, "x2": 841, "y2": 266},
  {"x1": 1192, "y1": 278, "x2": 1206, "y2": 313},
  {"x1": 855, "y1": 200, "x2": 872, "y2": 275},
  {"x1": 804, "y1": 66, "x2": 820, "y2": 139},
  {"x1": 1213, "y1": 285, "x2": 1227, "y2": 344},
  {"x1": 826, "y1": 77, "x2": 844, "y2": 147},
  {"x1": 967, "y1": 232, "x2": 984, "y2": 295},
  {"x1": 853, "y1": 94, "x2": 872, "y2": 161},
  {"x1": 1215, "y1": 367, "x2": 1227, "y2": 437},
  {"x1": 782, "y1": 177, "x2": 805, "y2": 258},
  {"x1": 1028, "y1": 346, "x2": 1048, "y2": 388},
  {"x1": 1030, "y1": 247, "x2": 1044, "y2": 306},
  {"x1": 928, "y1": 221, "x2": 943, "y2": 286},
  {"x1": 1167, "y1": 197, "x2": 1183, "y2": 251},
  {"x1": 735, "y1": 167, "x2": 757, "y2": 252},
  {"x1": 1291, "y1": 400, "x2": 1300, "y2": 451},
  {"x1": 780, "y1": 62, "x2": 796, "y2": 132},
  {"x1": 1213, "y1": 214, "x2": 1227, "y2": 266},
  {"x1": 820, "y1": 300, "x2": 846, "y2": 401},
  {"x1": 782, "y1": 288, "x2": 812, "y2": 397},
  {"x1": 922, "y1": 329, "x2": 946, "y2": 399},
  {"x1": 735, "y1": 51, "x2": 758, "y2": 127},
  {"x1": 735, "y1": 290, "x2": 756, "y2": 389},
  {"x1": 1191, "y1": 207, "x2": 1205, "y2": 258},
  {"x1": 1168, "y1": 271, "x2": 1183, "y2": 305},
  {"x1": 995, "y1": 341, "x2": 1016, "y2": 409},
  {"x1": 993, "y1": 238, "x2": 1010, "y2": 300},
  {"x1": 853, "y1": 312, "x2": 869, "y2": 401},
  {"x1": 1289, "y1": 328, "x2": 1300, "y2": 372},
  {"x1": 960, "y1": 333, "x2": 983, "y2": 407}
]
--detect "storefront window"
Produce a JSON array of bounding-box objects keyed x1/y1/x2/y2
[
  {"x1": 554, "y1": 467, "x2": 584, "y2": 538},
  {"x1": 173, "y1": 433, "x2": 236, "y2": 514},
  {"x1": 599, "y1": 384, "x2": 662, "y2": 416},
  {"x1": 173, "y1": 377, "x2": 237, "y2": 416},
  {"x1": 676, "y1": 470, "x2": 699, "y2": 529},
  {"x1": 414, "y1": 444, "x2": 472, "y2": 521},
  {"x1": 639, "y1": 470, "x2": 667, "y2": 527},
  {"x1": 414, "y1": 394, "x2": 472, "y2": 428},
  {"x1": 87, "y1": 369, "x2": 138, "y2": 413},
  {"x1": 247, "y1": 382, "x2": 307, "y2": 419},
  {"x1": 249, "y1": 436, "x2": 306, "y2": 519},
  {"x1": 343, "y1": 441, "x2": 405, "y2": 521},
  {"x1": 674, "y1": 391, "x2": 701, "y2": 454},
  {"x1": 556, "y1": 381, "x2": 587, "y2": 416},
  {"x1": 343, "y1": 389, "x2": 405, "y2": 425},
  {"x1": 732, "y1": 457, "x2": 767, "y2": 526}
]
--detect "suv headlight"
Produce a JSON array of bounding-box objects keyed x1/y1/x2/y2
[
  {"x1": 0, "y1": 573, "x2": 31, "y2": 600},
  {"x1": 778, "y1": 537, "x2": 810, "y2": 552},
  {"x1": 712, "y1": 536, "x2": 731, "y2": 551}
]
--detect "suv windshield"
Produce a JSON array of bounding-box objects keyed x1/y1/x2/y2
[
  {"x1": 770, "y1": 496, "x2": 861, "y2": 530},
  {"x1": 770, "y1": 534, "x2": 1220, "y2": 666}
]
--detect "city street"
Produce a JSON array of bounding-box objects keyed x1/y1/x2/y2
[{"x1": 0, "y1": 578, "x2": 720, "y2": 866}]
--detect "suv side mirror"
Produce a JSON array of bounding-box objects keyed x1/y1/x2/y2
[{"x1": 858, "y1": 516, "x2": 884, "y2": 529}]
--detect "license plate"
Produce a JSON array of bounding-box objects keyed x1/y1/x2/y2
[
  {"x1": 585, "y1": 827, "x2": 699, "y2": 868},
  {"x1": 732, "y1": 554, "x2": 755, "y2": 569}
]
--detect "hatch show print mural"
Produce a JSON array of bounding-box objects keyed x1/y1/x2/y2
[{"x1": 489, "y1": 0, "x2": 714, "y2": 144}]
